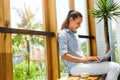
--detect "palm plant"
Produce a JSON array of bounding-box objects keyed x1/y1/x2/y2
[{"x1": 92, "y1": 0, "x2": 120, "y2": 53}]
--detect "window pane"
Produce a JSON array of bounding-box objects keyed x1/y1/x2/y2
[
  {"x1": 75, "y1": 0, "x2": 89, "y2": 55},
  {"x1": 10, "y1": 0, "x2": 47, "y2": 80},
  {"x1": 112, "y1": 20, "x2": 118, "y2": 62},
  {"x1": 10, "y1": 0, "x2": 44, "y2": 30},
  {"x1": 75, "y1": 0, "x2": 88, "y2": 35},
  {"x1": 56, "y1": 0, "x2": 69, "y2": 32}
]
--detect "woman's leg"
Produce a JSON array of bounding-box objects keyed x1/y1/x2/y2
[
  {"x1": 105, "y1": 62, "x2": 120, "y2": 80},
  {"x1": 70, "y1": 61, "x2": 120, "y2": 80}
]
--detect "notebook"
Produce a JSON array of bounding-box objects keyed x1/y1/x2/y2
[{"x1": 93, "y1": 50, "x2": 112, "y2": 63}]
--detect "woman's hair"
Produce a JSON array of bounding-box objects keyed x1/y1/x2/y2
[{"x1": 61, "y1": 10, "x2": 83, "y2": 30}]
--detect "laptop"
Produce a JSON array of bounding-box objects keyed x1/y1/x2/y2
[{"x1": 93, "y1": 50, "x2": 112, "y2": 62}]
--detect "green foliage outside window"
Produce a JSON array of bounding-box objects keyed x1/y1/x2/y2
[{"x1": 13, "y1": 60, "x2": 46, "y2": 80}]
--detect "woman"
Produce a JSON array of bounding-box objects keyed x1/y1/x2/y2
[{"x1": 58, "y1": 10, "x2": 120, "y2": 80}]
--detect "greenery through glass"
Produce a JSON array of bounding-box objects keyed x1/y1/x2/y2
[{"x1": 12, "y1": 4, "x2": 46, "y2": 80}]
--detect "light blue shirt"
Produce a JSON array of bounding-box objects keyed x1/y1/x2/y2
[{"x1": 58, "y1": 28, "x2": 85, "y2": 73}]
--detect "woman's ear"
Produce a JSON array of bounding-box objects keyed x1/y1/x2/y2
[{"x1": 70, "y1": 17, "x2": 74, "y2": 22}]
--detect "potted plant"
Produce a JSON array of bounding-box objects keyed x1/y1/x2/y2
[{"x1": 92, "y1": 0, "x2": 120, "y2": 53}]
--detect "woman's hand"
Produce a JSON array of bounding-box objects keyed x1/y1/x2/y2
[
  {"x1": 62, "y1": 53, "x2": 101, "y2": 63},
  {"x1": 85, "y1": 56, "x2": 101, "y2": 62}
]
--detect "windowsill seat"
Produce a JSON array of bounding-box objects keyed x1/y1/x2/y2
[{"x1": 57, "y1": 74, "x2": 106, "y2": 80}]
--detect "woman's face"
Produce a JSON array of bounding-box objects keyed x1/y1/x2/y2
[{"x1": 69, "y1": 16, "x2": 83, "y2": 31}]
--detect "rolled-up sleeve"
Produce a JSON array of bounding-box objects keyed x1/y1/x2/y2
[{"x1": 58, "y1": 32, "x2": 68, "y2": 56}]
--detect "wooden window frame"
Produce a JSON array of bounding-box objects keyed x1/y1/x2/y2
[
  {"x1": 0, "y1": 0, "x2": 12, "y2": 80},
  {"x1": 87, "y1": 0, "x2": 97, "y2": 56}
]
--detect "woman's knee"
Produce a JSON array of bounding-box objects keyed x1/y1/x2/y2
[{"x1": 110, "y1": 62, "x2": 120, "y2": 72}]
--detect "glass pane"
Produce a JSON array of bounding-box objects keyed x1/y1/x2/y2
[
  {"x1": 10, "y1": 0, "x2": 47, "y2": 80},
  {"x1": 56, "y1": 0, "x2": 69, "y2": 78},
  {"x1": 10, "y1": 0, "x2": 44, "y2": 30},
  {"x1": 56, "y1": 0, "x2": 69, "y2": 32},
  {"x1": 75, "y1": 0, "x2": 89, "y2": 55},
  {"x1": 112, "y1": 20, "x2": 118, "y2": 62}
]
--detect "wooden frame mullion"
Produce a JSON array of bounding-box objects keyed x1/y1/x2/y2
[
  {"x1": 69, "y1": 0, "x2": 75, "y2": 10},
  {"x1": 42, "y1": 0, "x2": 60, "y2": 80},
  {"x1": 87, "y1": 0, "x2": 97, "y2": 56},
  {"x1": 0, "y1": 0, "x2": 13, "y2": 80}
]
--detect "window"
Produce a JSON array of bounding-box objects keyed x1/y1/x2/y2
[
  {"x1": 10, "y1": 0, "x2": 47, "y2": 79},
  {"x1": 75, "y1": 0, "x2": 89, "y2": 55}
]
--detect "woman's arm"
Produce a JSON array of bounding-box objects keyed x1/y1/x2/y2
[{"x1": 62, "y1": 53, "x2": 100, "y2": 63}]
